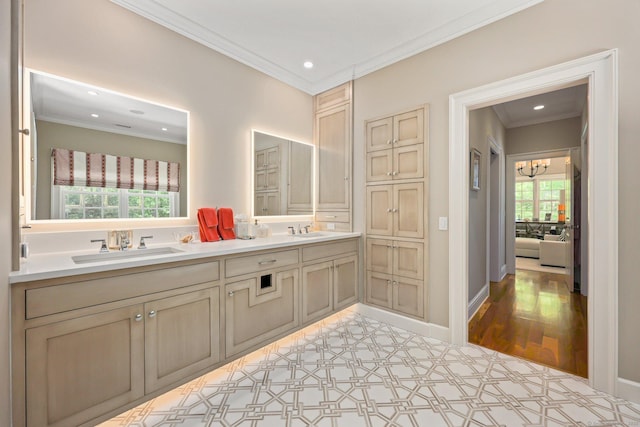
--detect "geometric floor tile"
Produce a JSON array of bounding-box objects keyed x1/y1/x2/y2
[{"x1": 101, "y1": 310, "x2": 640, "y2": 427}]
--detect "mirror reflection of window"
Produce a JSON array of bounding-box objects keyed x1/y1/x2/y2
[{"x1": 24, "y1": 70, "x2": 189, "y2": 221}]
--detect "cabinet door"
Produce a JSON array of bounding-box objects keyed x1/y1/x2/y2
[
  {"x1": 145, "y1": 287, "x2": 220, "y2": 394},
  {"x1": 255, "y1": 169, "x2": 268, "y2": 190},
  {"x1": 394, "y1": 182, "x2": 424, "y2": 238},
  {"x1": 316, "y1": 103, "x2": 351, "y2": 210},
  {"x1": 288, "y1": 141, "x2": 313, "y2": 210},
  {"x1": 394, "y1": 144, "x2": 424, "y2": 180},
  {"x1": 393, "y1": 109, "x2": 424, "y2": 147},
  {"x1": 334, "y1": 255, "x2": 358, "y2": 310},
  {"x1": 26, "y1": 305, "x2": 144, "y2": 427},
  {"x1": 393, "y1": 277, "x2": 424, "y2": 318},
  {"x1": 393, "y1": 241, "x2": 424, "y2": 280},
  {"x1": 366, "y1": 185, "x2": 393, "y2": 236},
  {"x1": 302, "y1": 261, "x2": 334, "y2": 323},
  {"x1": 266, "y1": 168, "x2": 280, "y2": 190},
  {"x1": 366, "y1": 272, "x2": 393, "y2": 309},
  {"x1": 366, "y1": 116, "x2": 393, "y2": 152},
  {"x1": 366, "y1": 238, "x2": 393, "y2": 275},
  {"x1": 265, "y1": 146, "x2": 280, "y2": 169},
  {"x1": 366, "y1": 149, "x2": 393, "y2": 182},
  {"x1": 226, "y1": 269, "x2": 299, "y2": 357}
]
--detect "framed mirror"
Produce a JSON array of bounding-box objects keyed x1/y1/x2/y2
[
  {"x1": 252, "y1": 130, "x2": 313, "y2": 217},
  {"x1": 23, "y1": 70, "x2": 189, "y2": 222}
]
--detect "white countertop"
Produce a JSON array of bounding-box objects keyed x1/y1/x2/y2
[{"x1": 10, "y1": 232, "x2": 361, "y2": 284}]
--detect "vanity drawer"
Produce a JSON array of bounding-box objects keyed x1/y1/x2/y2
[
  {"x1": 225, "y1": 249, "x2": 299, "y2": 278},
  {"x1": 315, "y1": 211, "x2": 350, "y2": 223},
  {"x1": 25, "y1": 261, "x2": 219, "y2": 319},
  {"x1": 302, "y1": 239, "x2": 358, "y2": 263}
]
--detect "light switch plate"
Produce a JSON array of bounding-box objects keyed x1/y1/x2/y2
[{"x1": 438, "y1": 217, "x2": 448, "y2": 231}]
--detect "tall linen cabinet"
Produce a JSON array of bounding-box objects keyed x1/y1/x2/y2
[
  {"x1": 364, "y1": 106, "x2": 429, "y2": 319},
  {"x1": 314, "y1": 82, "x2": 353, "y2": 231}
]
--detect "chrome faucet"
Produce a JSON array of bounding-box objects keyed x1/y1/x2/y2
[
  {"x1": 91, "y1": 239, "x2": 109, "y2": 253},
  {"x1": 138, "y1": 235, "x2": 153, "y2": 249}
]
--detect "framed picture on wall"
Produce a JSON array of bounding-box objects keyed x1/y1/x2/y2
[{"x1": 470, "y1": 148, "x2": 481, "y2": 191}]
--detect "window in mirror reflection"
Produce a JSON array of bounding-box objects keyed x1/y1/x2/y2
[{"x1": 24, "y1": 70, "x2": 189, "y2": 221}]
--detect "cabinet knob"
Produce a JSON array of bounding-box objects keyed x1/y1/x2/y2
[
  {"x1": 344, "y1": 177, "x2": 349, "y2": 181},
  {"x1": 393, "y1": 139, "x2": 398, "y2": 144},
  {"x1": 134, "y1": 314, "x2": 143, "y2": 322},
  {"x1": 387, "y1": 140, "x2": 392, "y2": 145},
  {"x1": 387, "y1": 208, "x2": 392, "y2": 213},
  {"x1": 148, "y1": 310, "x2": 157, "y2": 318},
  {"x1": 392, "y1": 208, "x2": 398, "y2": 213},
  {"x1": 393, "y1": 281, "x2": 398, "y2": 285},
  {"x1": 228, "y1": 291, "x2": 234, "y2": 297},
  {"x1": 392, "y1": 171, "x2": 398, "y2": 176},
  {"x1": 387, "y1": 172, "x2": 393, "y2": 176},
  {"x1": 387, "y1": 280, "x2": 392, "y2": 285}
]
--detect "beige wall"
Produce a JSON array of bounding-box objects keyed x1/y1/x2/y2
[
  {"x1": 353, "y1": 0, "x2": 640, "y2": 382},
  {"x1": 0, "y1": 0, "x2": 12, "y2": 424},
  {"x1": 35, "y1": 120, "x2": 188, "y2": 219},
  {"x1": 468, "y1": 107, "x2": 506, "y2": 304},
  {"x1": 23, "y1": 0, "x2": 313, "y2": 221},
  {"x1": 505, "y1": 117, "x2": 582, "y2": 155}
]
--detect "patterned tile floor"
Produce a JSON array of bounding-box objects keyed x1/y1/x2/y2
[{"x1": 103, "y1": 310, "x2": 640, "y2": 427}]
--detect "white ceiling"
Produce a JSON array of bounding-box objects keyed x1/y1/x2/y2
[
  {"x1": 492, "y1": 84, "x2": 588, "y2": 129},
  {"x1": 111, "y1": 0, "x2": 543, "y2": 95},
  {"x1": 30, "y1": 71, "x2": 188, "y2": 144}
]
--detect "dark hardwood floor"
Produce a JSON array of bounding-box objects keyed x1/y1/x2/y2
[{"x1": 468, "y1": 269, "x2": 588, "y2": 377}]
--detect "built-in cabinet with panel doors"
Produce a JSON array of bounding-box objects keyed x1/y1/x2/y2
[
  {"x1": 314, "y1": 82, "x2": 353, "y2": 231},
  {"x1": 18, "y1": 262, "x2": 220, "y2": 427},
  {"x1": 301, "y1": 240, "x2": 358, "y2": 323},
  {"x1": 364, "y1": 105, "x2": 429, "y2": 320}
]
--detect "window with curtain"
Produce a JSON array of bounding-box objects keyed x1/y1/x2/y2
[{"x1": 51, "y1": 148, "x2": 180, "y2": 219}]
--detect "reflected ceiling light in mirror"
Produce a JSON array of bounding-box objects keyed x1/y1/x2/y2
[
  {"x1": 533, "y1": 104, "x2": 545, "y2": 110},
  {"x1": 162, "y1": 127, "x2": 168, "y2": 131},
  {"x1": 87, "y1": 90, "x2": 98, "y2": 96},
  {"x1": 303, "y1": 61, "x2": 314, "y2": 69},
  {"x1": 90, "y1": 113, "x2": 99, "y2": 118}
]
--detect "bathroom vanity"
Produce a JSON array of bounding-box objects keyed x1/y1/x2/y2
[{"x1": 10, "y1": 232, "x2": 360, "y2": 427}]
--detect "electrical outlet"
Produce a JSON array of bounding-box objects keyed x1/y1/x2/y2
[{"x1": 438, "y1": 217, "x2": 448, "y2": 231}]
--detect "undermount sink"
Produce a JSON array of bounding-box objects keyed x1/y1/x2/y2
[
  {"x1": 72, "y1": 247, "x2": 184, "y2": 264},
  {"x1": 293, "y1": 232, "x2": 328, "y2": 238}
]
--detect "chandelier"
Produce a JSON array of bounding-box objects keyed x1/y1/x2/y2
[{"x1": 516, "y1": 159, "x2": 550, "y2": 178}]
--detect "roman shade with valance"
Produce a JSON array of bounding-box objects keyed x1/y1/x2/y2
[{"x1": 52, "y1": 148, "x2": 180, "y2": 192}]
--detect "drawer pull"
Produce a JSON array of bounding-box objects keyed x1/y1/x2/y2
[
  {"x1": 134, "y1": 314, "x2": 143, "y2": 322},
  {"x1": 228, "y1": 291, "x2": 234, "y2": 297},
  {"x1": 148, "y1": 310, "x2": 157, "y2": 318},
  {"x1": 258, "y1": 259, "x2": 277, "y2": 265},
  {"x1": 325, "y1": 215, "x2": 337, "y2": 218}
]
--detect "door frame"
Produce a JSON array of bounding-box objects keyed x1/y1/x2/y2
[
  {"x1": 486, "y1": 136, "x2": 505, "y2": 283},
  {"x1": 448, "y1": 50, "x2": 618, "y2": 395}
]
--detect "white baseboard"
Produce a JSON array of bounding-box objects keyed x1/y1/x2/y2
[
  {"x1": 499, "y1": 264, "x2": 507, "y2": 281},
  {"x1": 468, "y1": 283, "x2": 489, "y2": 319},
  {"x1": 350, "y1": 303, "x2": 451, "y2": 343},
  {"x1": 617, "y1": 377, "x2": 640, "y2": 405}
]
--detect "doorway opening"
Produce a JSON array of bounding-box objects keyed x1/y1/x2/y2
[{"x1": 448, "y1": 50, "x2": 618, "y2": 395}]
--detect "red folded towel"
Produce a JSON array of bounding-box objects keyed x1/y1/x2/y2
[
  {"x1": 218, "y1": 207, "x2": 236, "y2": 240},
  {"x1": 197, "y1": 208, "x2": 221, "y2": 242}
]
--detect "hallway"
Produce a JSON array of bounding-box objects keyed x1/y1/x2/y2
[{"x1": 468, "y1": 269, "x2": 588, "y2": 377}]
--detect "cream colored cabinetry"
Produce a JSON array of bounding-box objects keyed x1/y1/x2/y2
[
  {"x1": 301, "y1": 240, "x2": 358, "y2": 323},
  {"x1": 14, "y1": 262, "x2": 221, "y2": 427},
  {"x1": 255, "y1": 146, "x2": 280, "y2": 215},
  {"x1": 12, "y1": 238, "x2": 360, "y2": 427},
  {"x1": 26, "y1": 304, "x2": 145, "y2": 427},
  {"x1": 364, "y1": 106, "x2": 428, "y2": 320},
  {"x1": 255, "y1": 146, "x2": 280, "y2": 170},
  {"x1": 225, "y1": 268, "x2": 299, "y2": 358},
  {"x1": 254, "y1": 191, "x2": 280, "y2": 216},
  {"x1": 314, "y1": 82, "x2": 352, "y2": 231},
  {"x1": 366, "y1": 182, "x2": 424, "y2": 238},
  {"x1": 365, "y1": 238, "x2": 424, "y2": 317}
]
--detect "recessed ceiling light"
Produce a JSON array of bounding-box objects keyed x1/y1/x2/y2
[
  {"x1": 161, "y1": 127, "x2": 168, "y2": 131},
  {"x1": 130, "y1": 109, "x2": 145, "y2": 115},
  {"x1": 534, "y1": 105, "x2": 545, "y2": 110},
  {"x1": 90, "y1": 113, "x2": 99, "y2": 118},
  {"x1": 303, "y1": 61, "x2": 314, "y2": 69},
  {"x1": 87, "y1": 90, "x2": 98, "y2": 96}
]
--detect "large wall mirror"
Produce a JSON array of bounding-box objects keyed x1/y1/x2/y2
[
  {"x1": 23, "y1": 70, "x2": 189, "y2": 222},
  {"x1": 252, "y1": 130, "x2": 313, "y2": 217}
]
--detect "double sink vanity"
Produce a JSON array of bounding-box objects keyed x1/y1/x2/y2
[{"x1": 10, "y1": 232, "x2": 360, "y2": 427}]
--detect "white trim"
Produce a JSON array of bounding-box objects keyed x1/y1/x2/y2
[
  {"x1": 352, "y1": 303, "x2": 451, "y2": 343},
  {"x1": 617, "y1": 378, "x2": 640, "y2": 405},
  {"x1": 449, "y1": 50, "x2": 618, "y2": 395},
  {"x1": 487, "y1": 136, "x2": 505, "y2": 283},
  {"x1": 499, "y1": 264, "x2": 507, "y2": 281},
  {"x1": 111, "y1": 0, "x2": 542, "y2": 95},
  {"x1": 468, "y1": 283, "x2": 489, "y2": 320}
]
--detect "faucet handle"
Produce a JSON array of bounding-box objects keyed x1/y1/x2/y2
[
  {"x1": 288, "y1": 226, "x2": 295, "y2": 235},
  {"x1": 91, "y1": 239, "x2": 109, "y2": 253},
  {"x1": 304, "y1": 225, "x2": 312, "y2": 234},
  {"x1": 138, "y1": 235, "x2": 153, "y2": 249}
]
